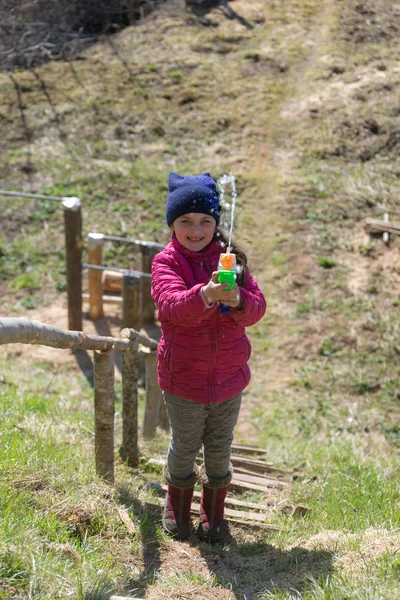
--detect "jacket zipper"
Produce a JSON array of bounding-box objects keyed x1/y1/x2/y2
[{"x1": 208, "y1": 312, "x2": 218, "y2": 404}]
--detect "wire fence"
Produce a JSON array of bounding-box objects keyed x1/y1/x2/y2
[{"x1": 0, "y1": 0, "x2": 169, "y2": 72}]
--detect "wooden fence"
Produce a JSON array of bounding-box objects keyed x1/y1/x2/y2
[
  {"x1": 0, "y1": 317, "x2": 163, "y2": 484},
  {"x1": 84, "y1": 232, "x2": 163, "y2": 329},
  {"x1": 0, "y1": 190, "x2": 164, "y2": 332}
]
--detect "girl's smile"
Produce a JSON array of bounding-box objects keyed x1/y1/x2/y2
[{"x1": 172, "y1": 213, "x2": 216, "y2": 251}]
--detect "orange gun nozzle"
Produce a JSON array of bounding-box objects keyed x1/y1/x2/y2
[{"x1": 220, "y1": 253, "x2": 235, "y2": 270}]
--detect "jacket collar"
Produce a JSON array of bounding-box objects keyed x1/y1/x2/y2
[{"x1": 171, "y1": 235, "x2": 222, "y2": 262}]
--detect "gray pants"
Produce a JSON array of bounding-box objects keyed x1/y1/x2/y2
[{"x1": 163, "y1": 391, "x2": 242, "y2": 485}]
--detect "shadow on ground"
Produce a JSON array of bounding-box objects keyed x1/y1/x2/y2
[
  {"x1": 188, "y1": 0, "x2": 254, "y2": 29},
  {"x1": 93, "y1": 493, "x2": 333, "y2": 599},
  {"x1": 197, "y1": 522, "x2": 334, "y2": 598}
]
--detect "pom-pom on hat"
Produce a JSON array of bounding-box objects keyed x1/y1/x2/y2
[{"x1": 166, "y1": 172, "x2": 221, "y2": 227}]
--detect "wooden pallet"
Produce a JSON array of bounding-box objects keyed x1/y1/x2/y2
[{"x1": 147, "y1": 444, "x2": 309, "y2": 527}]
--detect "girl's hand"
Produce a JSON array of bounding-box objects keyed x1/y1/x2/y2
[{"x1": 202, "y1": 272, "x2": 242, "y2": 309}]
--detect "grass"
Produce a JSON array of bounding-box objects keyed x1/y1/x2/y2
[{"x1": 1, "y1": 0, "x2": 400, "y2": 597}]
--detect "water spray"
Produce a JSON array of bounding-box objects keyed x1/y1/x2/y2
[{"x1": 217, "y1": 173, "x2": 238, "y2": 313}]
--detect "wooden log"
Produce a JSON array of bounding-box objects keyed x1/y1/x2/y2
[
  {"x1": 140, "y1": 244, "x2": 158, "y2": 324},
  {"x1": 88, "y1": 233, "x2": 104, "y2": 320},
  {"x1": 94, "y1": 348, "x2": 115, "y2": 483},
  {"x1": 102, "y1": 269, "x2": 123, "y2": 293},
  {"x1": 82, "y1": 293, "x2": 123, "y2": 305},
  {"x1": 120, "y1": 327, "x2": 158, "y2": 351},
  {"x1": 0, "y1": 317, "x2": 133, "y2": 352},
  {"x1": 122, "y1": 273, "x2": 142, "y2": 330},
  {"x1": 120, "y1": 331, "x2": 139, "y2": 467},
  {"x1": 364, "y1": 217, "x2": 400, "y2": 236},
  {"x1": 63, "y1": 197, "x2": 82, "y2": 331},
  {"x1": 142, "y1": 350, "x2": 162, "y2": 439}
]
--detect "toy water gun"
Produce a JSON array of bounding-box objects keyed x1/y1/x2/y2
[{"x1": 218, "y1": 252, "x2": 236, "y2": 314}]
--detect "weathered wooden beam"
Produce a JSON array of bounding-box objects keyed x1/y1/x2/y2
[
  {"x1": 148, "y1": 498, "x2": 279, "y2": 529},
  {"x1": 0, "y1": 317, "x2": 132, "y2": 352},
  {"x1": 364, "y1": 217, "x2": 400, "y2": 236},
  {"x1": 233, "y1": 471, "x2": 289, "y2": 488},
  {"x1": 231, "y1": 477, "x2": 286, "y2": 493},
  {"x1": 120, "y1": 330, "x2": 139, "y2": 467},
  {"x1": 155, "y1": 483, "x2": 308, "y2": 516},
  {"x1": 233, "y1": 464, "x2": 288, "y2": 481},
  {"x1": 228, "y1": 455, "x2": 287, "y2": 477},
  {"x1": 120, "y1": 327, "x2": 158, "y2": 351},
  {"x1": 231, "y1": 443, "x2": 269, "y2": 456},
  {"x1": 122, "y1": 273, "x2": 142, "y2": 330},
  {"x1": 102, "y1": 269, "x2": 123, "y2": 292},
  {"x1": 82, "y1": 293, "x2": 123, "y2": 305},
  {"x1": 94, "y1": 348, "x2": 115, "y2": 483},
  {"x1": 88, "y1": 233, "x2": 104, "y2": 320},
  {"x1": 159, "y1": 484, "x2": 273, "y2": 511},
  {"x1": 63, "y1": 197, "x2": 82, "y2": 331}
]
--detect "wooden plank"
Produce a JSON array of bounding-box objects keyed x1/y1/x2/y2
[
  {"x1": 148, "y1": 498, "x2": 276, "y2": 524},
  {"x1": 233, "y1": 472, "x2": 289, "y2": 488},
  {"x1": 154, "y1": 484, "x2": 307, "y2": 516},
  {"x1": 231, "y1": 457, "x2": 288, "y2": 478},
  {"x1": 233, "y1": 466, "x2": 289, "y2": 483},
  {"x1": 231, "y1": 478, "x2": 285, "y2": 493},
  {"x1": 159, "y1": 484, "x2": 274, "y2": 511},
  {"x1": 227, "y1": 519, "x2": 280, "y2": 531},
  {"x1": 231, "y1": 443, "x2": 269, "y2": 456}
]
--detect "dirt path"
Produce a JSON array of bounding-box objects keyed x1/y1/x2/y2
[{"x1": 236, "y1": 0, "x2": 340, "y2": 441}]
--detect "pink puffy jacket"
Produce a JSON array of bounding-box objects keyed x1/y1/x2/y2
[{"x1": 151, "y1": 236, "x2": 266, "y2": 404}]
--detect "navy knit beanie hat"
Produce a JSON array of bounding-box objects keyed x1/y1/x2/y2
[{"x1": 166, "y1": 172, "x2": 221, "y2": 227}]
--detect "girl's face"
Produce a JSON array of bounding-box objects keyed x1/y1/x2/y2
[{"x1": 171, "y1": 212, "x2": 216, "y2": 252}]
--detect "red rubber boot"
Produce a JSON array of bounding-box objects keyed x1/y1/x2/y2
[
  {"x1": 163, "y1": 484, "x2": 195, "y2": 540},
  {"x1": 197, "y1": 484, "x2": 228, "y2": 543}
]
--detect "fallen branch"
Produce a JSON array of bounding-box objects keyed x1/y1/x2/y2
[{"x1": 116, "y1": 507, "x2": 136, "y2": 535}]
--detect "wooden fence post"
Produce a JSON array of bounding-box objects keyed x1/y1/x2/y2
[
  {"x1": 143, "y1": 350, "x2": 163, "y2": 439},
  {"x1": 94, "y1": 348, "x2": 115, "y2": 483},
  {"x1": 140, "y1": 244, "x2": 157, "y2": 324},
  {"x1": 62, "y1": 197, "x2": 82, "y2": 331},
  {"x1": 88, "y1": 233, "x2": 104, "y2": 320},
  {"x1": 120, "y1": 332, "x2": 139, "y2": 467},
  {"x1": 122, "y1": 273, "x2": 142, "y2": 330}
]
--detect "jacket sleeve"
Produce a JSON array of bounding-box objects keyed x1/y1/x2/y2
[
  {"x1": 228, "y1": 268, "x2": 266, "y2": 327},
  {"x1": 151, "y1": 252, "x2": 215, "y2": 326}
]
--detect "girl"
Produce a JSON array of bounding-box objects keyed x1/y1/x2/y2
[{"x1": 151, "y1": 172, "x2": 266, "y2": 542}]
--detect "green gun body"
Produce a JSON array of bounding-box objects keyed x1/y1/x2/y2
[{"x1": 218, "y1": 269, "x2": 237, "y2": 290}]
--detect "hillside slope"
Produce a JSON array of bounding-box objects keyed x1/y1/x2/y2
[{"x1": 1, "y1": 0, "x2": 400, "y2": 598}]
